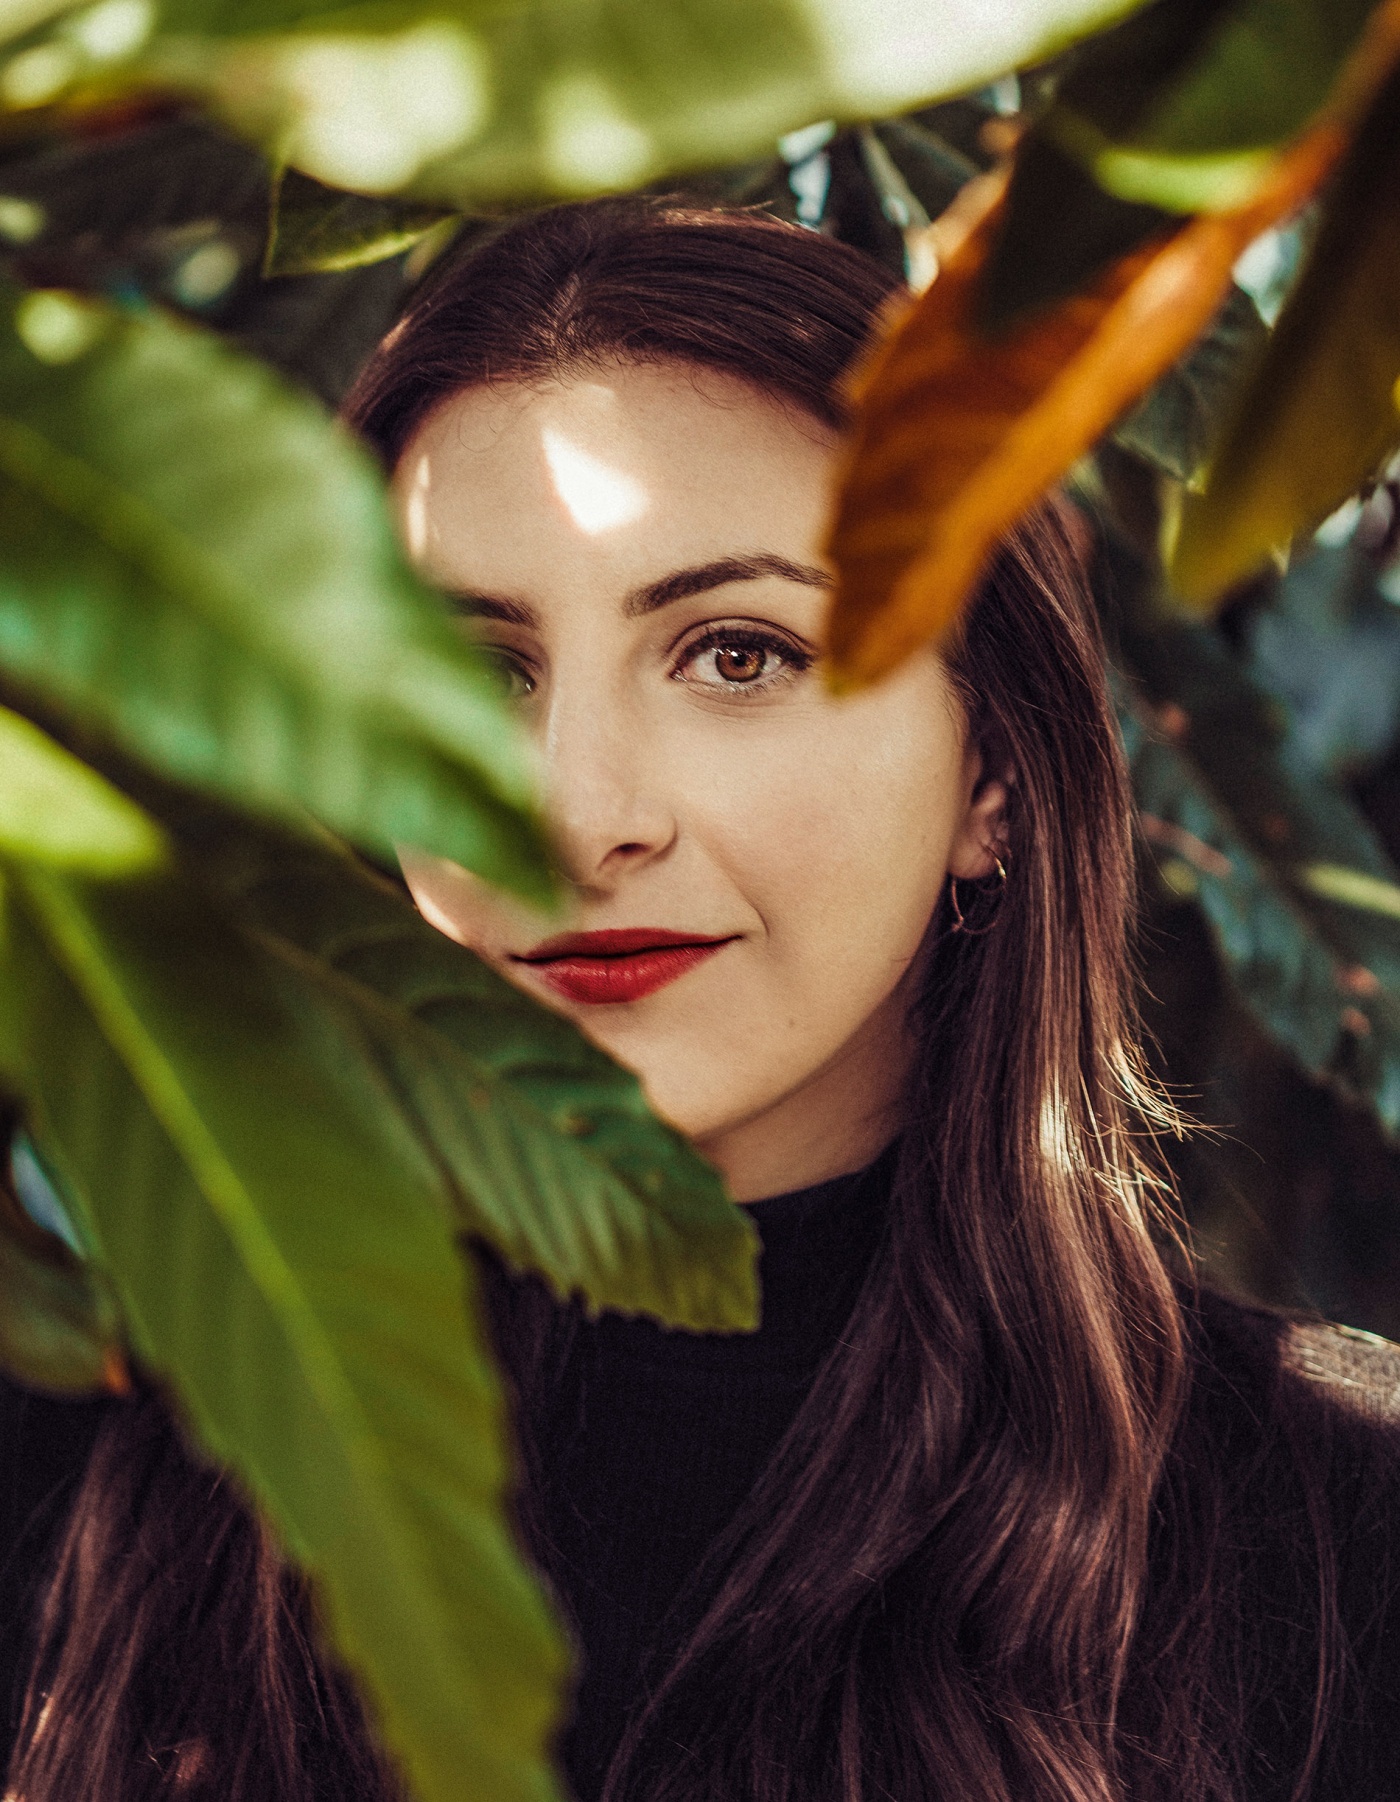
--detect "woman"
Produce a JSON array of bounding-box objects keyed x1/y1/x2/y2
[{"x1": 5, "y1": 198, "x2": 1400, "y2": 1802}]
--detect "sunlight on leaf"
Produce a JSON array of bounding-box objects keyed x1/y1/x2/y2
[
  {"x1": 825, "y1": 127, "x2": 1339, "y2": 687},
  {"x1": 110, "y1": 0, "x2": 1142, "y2": 207},
  {"x1": 0, "y1": 703, "x2": 166, "y2": 874},
  {"x1": 208, "y1": 23, "x2": 490, "y2": 194},
  {"x1": 1299, "y1": 863, "x2": 1400, "y2": 922},
  {"x1": 0, "y1": 283, "x2": 550, "y2": 898},
  {"x1": 265, "y1": 167, "x2": 456, "y2": 276}
]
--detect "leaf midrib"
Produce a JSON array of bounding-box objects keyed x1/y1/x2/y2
[{"x1": 13, "y1": 862, "x2": 399, "y2": 1482}]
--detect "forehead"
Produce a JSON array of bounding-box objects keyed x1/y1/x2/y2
[{"x1": 392, "y1": 360, "x2": 838, "y2": 597}]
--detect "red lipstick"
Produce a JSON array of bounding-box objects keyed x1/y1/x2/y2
[{"x1": 514, "y1": 928, "x2": 735, "y2": 1005}]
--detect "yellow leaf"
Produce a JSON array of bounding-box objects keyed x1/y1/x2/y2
[{"x1": 824, "y1": 126, "x2": 1342, "y2": 688}]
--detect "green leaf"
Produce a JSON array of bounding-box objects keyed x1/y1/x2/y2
[
  {"x1": 984, "y1": 0, "x2": 1374, "y2": 320},
  {"x1": 1114, "y1": 608, "x2": 1400, "y2": 1134},
  {"x1": 202, "y1": 823, "x2": 758, "y2": 1330},
  {"x1": 1045, "y1": 0, "x2": 1373, "y2": 214},
  {"x1": 1170, "y1": 63, "x2": 1400, "y2": 604},
  {"x1": 0, "y1": 699, "x2": 168, "y2": 874},
  {"x1": 1123, "y1": 0, "x2": 1374, "y2": 158},
  {"x1": 1298, "y1": 863, "x2": 1400, "y2": 921},
  {"x1": 121, "y1": 0, "x2": 1148, "y2": 205},
  {"x1": 0, "y1": 281, "x2": 551, "y2": 898},
  {"x1": 265, "y1": 167, "x2": 458, "y2": 275},
  {"x1": 0, "y1": 854, "x2": 568, "y2": 1802},
  {"x1": 1111, "y1": 281, "x2": 1265, "y2": 487},
  {"x1": 1119, "y1": 682, "x2": 1400, "y2": 1131},
  {"x1": 0, "y1": 1161, "x2": 126, "y2": 1395},
  {"x1": 870, "y1": 117, "x2": 978, "y2": 219}
]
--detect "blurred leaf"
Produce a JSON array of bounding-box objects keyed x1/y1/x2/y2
[
  {"x1": 987, "y1": 0, "x2": 1381, "y2": 319},
  {"x1": 1300, "y1": 863, "x2": 1400, "y2": 919},
  {"x1": 1112, "y1": 281, "x2": 1265, "y2": 485},
  {"x1": 825, "y1": 127, "x2": 1332, "y2": 687},
  {"x1": 1127, "y1": 0, "x2": 1375, "y2": 155},
  {"x1": 1115, "y1": 595, "x2": 1400, "y2": 1132},
  {"x1": 0, "y1": 853, "x2": 568, "y2": 1802},
  {"x1": 0, "y1": 115, "x2": 414, "y2": 406},
  {"x1": 1171, "y1": 64, "x2": 1400, "y2": 604},
  {"x1": 0, "y1": 699, "x2": 167, "y2": 874},
  {"x1": 0, "y1": 281, "x2": 551, "y2": 897},
  {"x1": 112, "y1": 0, "x2": 1147, "y2": 205},
  {"x1": 1119, "y1": 680, "x2": 1400, "y2": 1132},
  {"x1": 1035, "y1": 0, "x2": 1376, "y2": 217},
  {"x1": 197, "y1": 825, "x2": 759, "y2": 1330},
  {"x1": 266, "y1": 167, "x2": 457, "y2": 275},
  {"x1": 0, "y1": 1158, "x2": 127, "y2": 1395}
]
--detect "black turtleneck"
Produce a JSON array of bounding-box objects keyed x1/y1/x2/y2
[{"x1": 518, "y1": 1150, "x2": 896, "y2": 1801}]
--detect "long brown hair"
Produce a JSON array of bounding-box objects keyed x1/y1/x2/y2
[{"x1": 8, "y1": 199, "x2": 1343, "y2": 1802}]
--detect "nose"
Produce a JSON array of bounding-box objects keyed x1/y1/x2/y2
[{"x1": 539, "y1": 681, "x2": 677, "y2": 893}]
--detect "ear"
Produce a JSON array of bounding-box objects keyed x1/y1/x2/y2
[{"x1": 946, "y1": 743, "x2": 1013, "y2": 881}]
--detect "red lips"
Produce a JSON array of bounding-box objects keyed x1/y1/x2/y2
[{"x1": 514, "y1": 927, "x2": 736, "y2": 1005}]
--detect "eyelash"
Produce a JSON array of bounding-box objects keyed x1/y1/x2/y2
[{"x1": 672, "y1": 624, "x2": 815, "y2": 695}]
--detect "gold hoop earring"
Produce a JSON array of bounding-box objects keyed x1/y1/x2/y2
[{"x1": 949, "y1": 855, "x2": 1007, "y2": 936}]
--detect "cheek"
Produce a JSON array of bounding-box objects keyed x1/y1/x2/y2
[
  {"x1": 687, "y1": 682, "x2": 959, "y2": 969},
  {"x1": 395, "y1": 846, "x2": 533, "y2": 955}
]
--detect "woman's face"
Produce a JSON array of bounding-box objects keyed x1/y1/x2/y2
[{"x1": 393, "y1": 361, "x2": 1005, "y2": 1200}]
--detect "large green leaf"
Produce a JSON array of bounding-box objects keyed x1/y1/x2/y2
[
  {"x1": 1043, "y1": 0, "x2": 1374, "y2": 214},
  {"x1": 51, "y1": 0, "x2": 1151, "y2": 204},
  {"x1": 0, "y1": 851, "x2": 569, "y2": 1802},
  {"x1": 1170, "y1": 63, "x2": 1400, "y2": 604},
  {"x1": 0, "y1": 281, "x2": 550, "y2": 897},
  {"x1": 196, "y1": 822, "x2": 759, "y2": 1329},
  {"x1": 984, "y1": 0, "x2": 1373, "y2": 320}
]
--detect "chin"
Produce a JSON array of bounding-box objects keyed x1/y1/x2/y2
[{"x1": 601, "y1": 1043, "x2": 747, "y2": 1145}]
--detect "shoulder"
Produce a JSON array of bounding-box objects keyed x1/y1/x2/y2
[
  {"x1": 1175, "y1": 1284, "x2": 1400, "y2": 1622},
  {"x1": 1186, "y1": 1281, "x2": 1400, "y2": 1433},
  {"x1": 1275, "y1": 1312, "x2": 1400, "y2": 1425},
  {"x1": 1164, "y1": 1288, "x2": 1400, "y2": 1794}
]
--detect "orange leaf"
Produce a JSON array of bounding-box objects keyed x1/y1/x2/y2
[{"x1": 823, "y1": 125, "x2": 1343, "y2": 689}]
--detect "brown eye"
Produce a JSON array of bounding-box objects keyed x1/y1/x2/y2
[
  {"x1": 712, "y1": 644, "x2": 767, "y2": 683},
  {"x1": 674, "y1": 624, "x2": 813, "y2": 694}
]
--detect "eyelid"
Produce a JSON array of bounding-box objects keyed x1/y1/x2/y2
[
  {"x1": 668, "y1": 615, "x2": 816, "y2": 663},
  {"x1": 670, "y1": 618, "x2": 816, "y2": 692}
]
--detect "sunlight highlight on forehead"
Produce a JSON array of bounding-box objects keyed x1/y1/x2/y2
[{"x1": 542, "y1": 425, "x2": 649, "y2": 534}]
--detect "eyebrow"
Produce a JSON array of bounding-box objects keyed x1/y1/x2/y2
[{"x1": 450, "y1": 551, "x2": 832, "y2": 627}]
